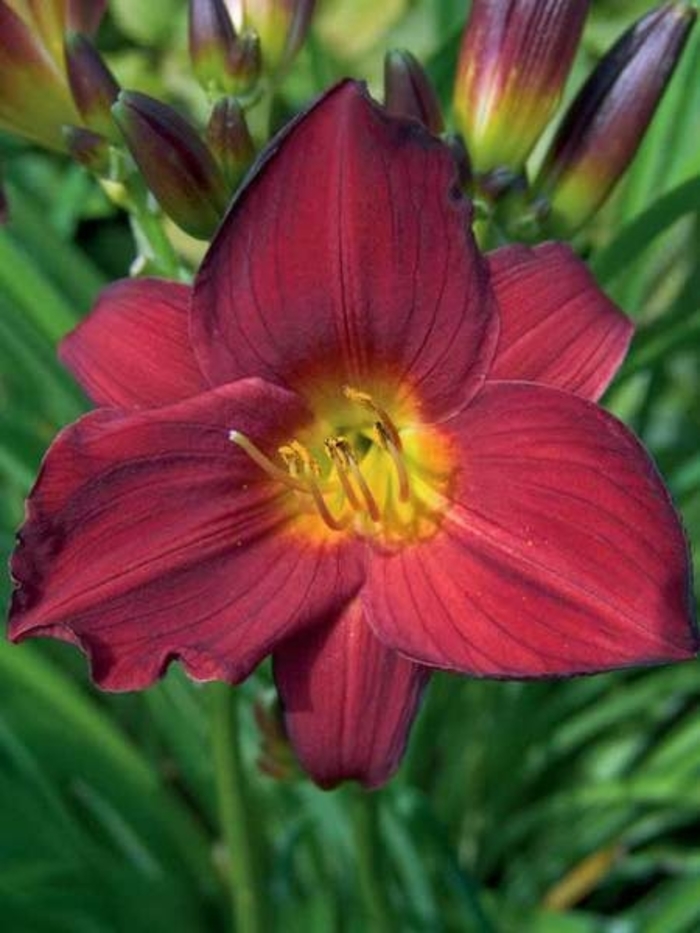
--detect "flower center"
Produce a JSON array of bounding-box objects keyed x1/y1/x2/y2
[{"x1": 230, "y1": 385, "x2": 454, "y2": 548}]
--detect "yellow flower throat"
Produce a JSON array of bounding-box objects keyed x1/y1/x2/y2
[{"x1": 230, "y1": 385, "x2": 454, "y2": 548}]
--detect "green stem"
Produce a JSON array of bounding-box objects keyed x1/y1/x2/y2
[
  {"x1": 351, "y1": 789, "x2": 394, "y2": 933},
  {"x1": 210, "y1": 684, "x2": 264, "y2": 933},
  {"x1": 128, "y1": 195, "x2": 183, "y2": 280}
]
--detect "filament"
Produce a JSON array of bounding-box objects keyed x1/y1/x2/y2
[
  {"x1": 375, "y1": 422, "x2": 411, "y2": 503},
  {"x1": 229, "y1": 431, "x2": 307, "y2": 491}
]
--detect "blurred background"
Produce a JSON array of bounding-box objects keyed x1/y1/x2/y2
[{"x1": 1, "y1": 1, "x2": 699, "y2": 930}]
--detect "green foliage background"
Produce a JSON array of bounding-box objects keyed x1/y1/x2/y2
[{"x1": 1, "y1": 1, "x2": 699, "y2": 930}]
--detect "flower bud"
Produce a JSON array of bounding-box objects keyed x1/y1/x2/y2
[
  {"x1": 190, "y1": 0, "x2": 237, "y2": 94},
  {"x1": 0, "y1": 0, "x2": 80, "y2": 149},
  {"x1": 237, "y1": 0, "x2": 315, "y2": 74},
  {"x1": 535, "y1": 3, "x2": 696, "y2": 233},
  {"x1": 67, "y1": 0, "x2": 108, "y2": 35},
  {"x1": 206, "y1": 97, "x2": 255, "y2": 187},
  {"x1": 65, "y1": 32, "x2": 121, "y2": 141},
  {"x1": 453, "y1": 0, "x2": 589, "y2": 173},
  {"x1": 383, "y1": 49, "x2": 443, "y2": 134},
  {"x1": 63, "y1": 124, "x2": 111, "y2": 175},
  {"x1": 112, "y1": 90, "x2": 229, "y2": 239}
]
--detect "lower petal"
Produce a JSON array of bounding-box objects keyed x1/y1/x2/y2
[
  {"x1": 274, "y1": 598, "x2": 429, "y2": 789},
  {"x1": 366, "y1": 382, "x2": 697, "y2": 677},
  {"x1": 9, "y1": 379, "x2": 363, "y2": 690}
]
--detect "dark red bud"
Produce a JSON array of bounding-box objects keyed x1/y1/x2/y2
[
  {"x1": 383, "y1": 49, "x2": 443, "y2": 134},
  {"x1": 65, "y1": 32, "x2": 120, "y2": 140},
  {"x1": 112, "y1": 90, "x2": 228, "y2": 239},
  {"x1": 67, "y1": 0, "x2": 108, "y2": 36},
  {"x1": 206, "y1": 97, "x2": 255, "y2": 187},
  {"x1": 189, "y1": 0, "x2": 238, "y2": 93},
  {"x1": 453, "y1": 0, "x2": 590, "y2": 171},
  {"x1": 536, "y1": 2, "x2": 697, "y2": 232}
]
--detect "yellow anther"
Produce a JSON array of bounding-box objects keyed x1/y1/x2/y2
[
  {"x1": 287, "y1": 439, "x2": 321, "y2": 476},
  {"x1": 325, "y1": 436, "x2": 362, "y2": 511},
  {"x1": 343, "y1": 385, "x2": 403, "y2": 451}
]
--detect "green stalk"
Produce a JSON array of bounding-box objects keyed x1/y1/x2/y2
[
  {"x1": 351, "y1": 789, "x2": 394, "y2": 933},
  {"x1": 128, "y1": 195, "x2": 183, "y2": 280},
  {"x1": 209, "y1": 683, "x2": 265, "y2": 933}
]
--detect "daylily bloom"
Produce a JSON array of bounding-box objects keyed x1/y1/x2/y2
[
  {"x1": 0, "y1": 0, "x2": 107, "y2": 149},
  {"x1": 8, "y1": 82, "x2": 697, "y2": 788}
]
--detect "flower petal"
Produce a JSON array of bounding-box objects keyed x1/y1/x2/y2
[
  {"x1": 59, "y1": 278, "x2": 207, "y2": 409},
  {"x1": 274, "y1": 598, "x2": 429, "y2": 789},
  {"x1": 366, "y1": 382, "x2": 697, "y2": 677},
  {"x1": 9, "y1": 379, "x2": 363, "y2": 690},
  {"x1": 192, "y1": 80, "x2": 499, "y2": 420},
  {"x1": 487, "y1": 243, "x2": 632, "y2": 400}
]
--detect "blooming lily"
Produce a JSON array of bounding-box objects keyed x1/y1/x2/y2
[{"x1": 8, "y1": 82, "x2": 697, "y2": 788}]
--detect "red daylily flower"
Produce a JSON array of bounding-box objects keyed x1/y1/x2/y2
[{"x1": 8, "y1": 81, "x2": 697, "y2": 789}]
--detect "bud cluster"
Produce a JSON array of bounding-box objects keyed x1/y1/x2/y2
[
  {"x1": 0, "y1": 0, "x2": 318, "y2": 245},
  {"x1": 447, "y1": 0, "x2": 696, "y2": 236}
]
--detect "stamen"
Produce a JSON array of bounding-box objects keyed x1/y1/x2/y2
[
  {"x1": 375, "y1": 422, "x2": 411, "y2": 503},
  {"x1": 343, "y1": 385, "x2": 403, "y2": 451},
  {"x1": 340, "y1": 444, "x2": 381, "y2": 523},
  {"x1": 280, "y1": 438, "x2": 349, "y2": 531},
  {"x1": 229, "y1": 431, "x2": 307, "y2": 491},
  {"x1": 307, "y1": 475, "x2": 350, "y2": 531},
  {"x1": 324, "y1": 438, "x2": 362, "y2": 511}
]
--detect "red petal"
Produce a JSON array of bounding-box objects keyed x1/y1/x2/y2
[
  {"x1": 192, "y1": 80, "x2": 498, "y2": 420},
  {"x1": 366, "y1": 382, "x2": 697, "y2": 677},
  {"x1": 9, "y1": 379, "x2": 363, "y2": 690},
  {"x1": 487, "y1": 243, "x2": 632, "y2": 400},
  {"x1": 60, "y1": 279, "x2": 207, "y2": 409},
  {"x1": 274, "y1": 598, "x2": 429, "y2": 789}
]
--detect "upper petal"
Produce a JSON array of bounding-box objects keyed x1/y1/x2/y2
[
  {"x1": 9, "y1": 379, "x2": 363, "y2": 690},
  {"x1": 59, "y1": 278, "x2": 207, "y2": 409},
  {"x1": 274, "y1": 598, "x2": 429, "y2": 789},
  {"x1": 191, "y1": 80, "x2": 499, "y2": 420},
  {"x1": 487, "y1": 243, "x2": 632, "y2": 400},
  {"x1": 366, "y1": 381, "x2": 697, "y2": 677}
]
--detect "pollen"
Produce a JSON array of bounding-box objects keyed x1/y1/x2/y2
[{"x1": 229, "y1": 386, "x2": 454, "y2": 547}]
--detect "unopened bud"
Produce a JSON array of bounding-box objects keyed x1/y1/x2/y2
[
  {"x1": 112, "y1": 90, "x2": 228, "y2": 239},
  {"x1": 63, "y1": 124, "x2": 111, "y2": 174},
  {"x1": 535, "y1": 2, "x2": 696, "y2": 233},
  {"x1": 383, "y1": 49, "x2": 443, "y2": 134},
  {"x1": 67, "y1": 0, "x2": 108, "y2": 35},
  {"x1": 0, "y1": 1, "x2": 80, "y2": 150},
  {"x1": 240, "y1": 0, "x2": 315, "y2": 74},
  {"x1": 189, "y1": 0, "x2": 242, "y2": 96},
  {"x1": 206, "y1": 97, "x2": 255, "y2": 187},
  {"x1": 65, "y1": 32, "x2": 120, "y2": 141},
  {"x1": 453, "y1": 0, "x2": 589, "y2": 173}
]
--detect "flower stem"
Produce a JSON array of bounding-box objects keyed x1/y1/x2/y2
[
  {"x1": 128, "y1": 196, "x2": 182, "y2": 279},
  {"x1": 351, "y1": 788, "x2": 394, "y2": 933},
  {"x1": 209, "y1": 683, "x2": 264, "y2": 933}
]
